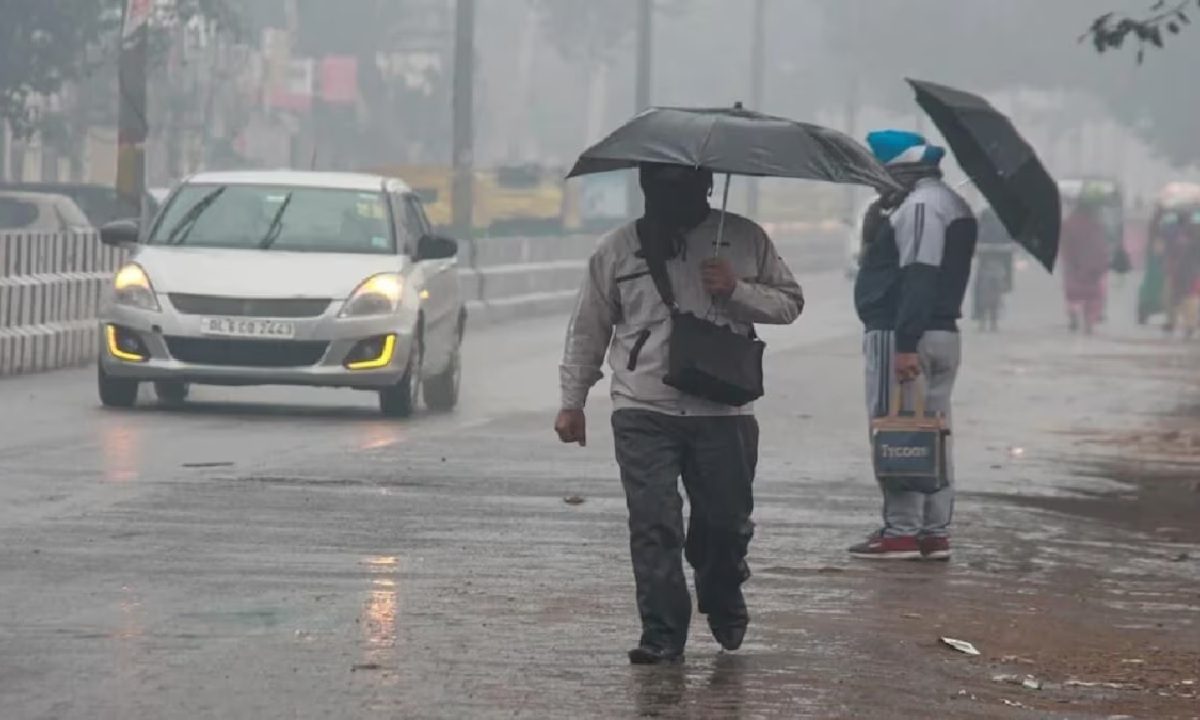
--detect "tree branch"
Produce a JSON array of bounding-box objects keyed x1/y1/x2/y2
[{"x1": 1082, "y1": 0, "x2": 1196, "y2": 63}]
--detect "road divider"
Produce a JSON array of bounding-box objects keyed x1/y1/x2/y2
[{"x1": 0, "y1": 231, "x2": 125, "y2": 377}]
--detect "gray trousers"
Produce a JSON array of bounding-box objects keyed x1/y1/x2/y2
[
  {"x1": 612, "y1": 409, "x2": 758, "y2": 653},
  {"x1": 863, "y1": 330, "x2": 960, "y2": 538}
]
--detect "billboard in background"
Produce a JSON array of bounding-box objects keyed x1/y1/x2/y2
[
  {"x1": 579, "y1": 171, "x2": 629, "y2": 228},
  {"x1": 268, "y1": 59, "x2": 315, "y2": 112},
  {"x1": 319, "y1": 56, "x2": 358, "y2": 105}
]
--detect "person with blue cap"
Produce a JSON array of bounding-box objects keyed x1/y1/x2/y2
[{"x1": 850, "y1": 130, "x2": 979, "y2": 560}]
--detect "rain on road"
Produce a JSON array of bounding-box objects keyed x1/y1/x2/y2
[{"x1": 1, "y1": 266, "x2": 1198, "y2": 719}]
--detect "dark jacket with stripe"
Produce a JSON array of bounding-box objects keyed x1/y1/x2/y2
[{"x1": 854, "y1": 178, "x2": 978, "y2": 352}]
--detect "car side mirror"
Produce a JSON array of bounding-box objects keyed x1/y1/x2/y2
[
  {"x1": 100, "y1": 219, "x2": 140, "y2": 247},
  {"x1": 417, "y1": 234, "x2": 458, "y2": 261}
]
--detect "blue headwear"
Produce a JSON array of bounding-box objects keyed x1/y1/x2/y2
[{"x1": 866, "y1": 130, "x2": 946, "y2": 167}]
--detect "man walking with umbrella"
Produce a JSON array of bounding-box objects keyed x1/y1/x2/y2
[
  {"x1": 850, "y1": 130, "x2": 979, "y2": 560},
  {"x1": 555, "y1": 162, "x2": 804, "y2": 663},
  {"x1": 554, "y1": 103, "x2": 893, "y2": 662}
]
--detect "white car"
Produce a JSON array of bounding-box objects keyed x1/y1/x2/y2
[
  {"x1": 0, "y1": 191, "x2": 92, "y2": 232},
  {"x1": 97, "y1": 171, "x2": 465, "y2": 417}
]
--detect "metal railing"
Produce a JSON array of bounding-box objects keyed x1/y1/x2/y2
[{"x1": 0, "y1": 231, "x2": 125, "y2": 376}]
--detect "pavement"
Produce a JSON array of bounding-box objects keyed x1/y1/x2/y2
[{"x1": 0, "y1": 260, "x2": 1198, "y2": 719}]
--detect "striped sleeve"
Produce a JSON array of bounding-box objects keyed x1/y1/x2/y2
[{"x1": 894, "y1": 201, "x2": 946, "y2": 268}]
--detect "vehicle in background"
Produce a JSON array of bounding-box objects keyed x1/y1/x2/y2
[
  {"x1": 1139, "y1": 183, "x2": 1200, "y2": 326},
  {"x1": 367, "y1": 164, "x2": 572, "y2": 236},
  {"x1": 0, "y1": 182, "x2": 160, "y2": 228},
  {"x1": 0, "y1": 191, "x2": 92, "y2": 232},
  {"x1": 480, "y1": 164, "x2": 570, "y2": 236},
  {"x1": 97, "y1": 170, "x2": 465, "y2": 418}
]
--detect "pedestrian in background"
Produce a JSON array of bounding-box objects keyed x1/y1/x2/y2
[
  {"x1": 1060, "y1": 197, "x2": 1112, "y2": 334},
  {"x1": 850, "y1": 130, "x2": 978, "y2": 561},
  {"x1": 555, "y1": 163, "x2": 803, "y2": 663},
  {"x1": 972, "y1": 206, "x2": 1015, "y2": 332}
]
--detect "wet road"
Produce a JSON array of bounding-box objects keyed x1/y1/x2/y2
[{"x1": 1, "y1": 264, "x2": 1197, "y2": 719}]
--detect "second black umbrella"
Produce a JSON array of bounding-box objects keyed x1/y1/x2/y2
[{"x1": 909, "y1": 79, "x2": 1060, "y2": 272}]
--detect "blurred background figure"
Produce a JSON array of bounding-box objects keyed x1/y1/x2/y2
[
  {"x1": 971, "y1": 205, "x2": 1015, "y2": 332},
  {"x1": 1146, "y1": 183, "x2": 1200, "y2": 337},
  {"x1": 1163, "y1": 208, "x2": 1200, "y2": 338},
  {"x1": 1060, "y1": 195, "x2": 1111, "y2": 334}
]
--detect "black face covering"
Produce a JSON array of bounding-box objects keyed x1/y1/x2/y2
[{"x1": 638, "y1": 164, "x2": 712, "y2": 260}]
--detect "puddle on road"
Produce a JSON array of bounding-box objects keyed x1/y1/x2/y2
[
  {"x1": 100, "y1": 421, "x2": 142, "y2": 483},
  {"x1": 357, "y1": 555, "x2": 404, "y2": 673},
  {"x1": 358, "y1": 423, "x2": 408, "y2": 451}
]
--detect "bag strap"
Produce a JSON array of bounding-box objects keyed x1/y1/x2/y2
[
  {"x1": 635, "y1": 219, "x2": 678, "y2": 312},
  {"x1": 889, "y1": 376, "x2": 929, "y2": 417}
]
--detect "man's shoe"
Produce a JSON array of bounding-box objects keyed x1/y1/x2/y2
[
  {"x1": 848, "y1": 533, "x2": 921, "y2": 560},
  {"x1": 628, "y1": 645, "x2": 684, "y2": 665},
  {"x1": 708, "y1": 618, "x2": 747, "y2": 651},
  {"x1": 919, "y1": 535, "x2": 951, "y2": 561}
]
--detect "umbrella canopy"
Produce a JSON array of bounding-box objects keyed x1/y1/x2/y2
[
  {"x1": 908, "y1": 79, "x2": 1060, "y2": 272},
  {"x1": 567, "y1": 105, "x2": 899, "y2": 192}
]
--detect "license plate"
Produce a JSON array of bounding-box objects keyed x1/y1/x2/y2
[{"x1": 200, "y1": 317, "x2": 296, "y2": 339}]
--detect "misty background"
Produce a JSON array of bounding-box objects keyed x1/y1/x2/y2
[{"x1": 2, "y1": 0, "x2": 1197, "y2": 224}]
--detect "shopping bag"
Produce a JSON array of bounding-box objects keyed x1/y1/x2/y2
[{"x1": 871, "y1": 379, "x2": 947, "y2": 493}]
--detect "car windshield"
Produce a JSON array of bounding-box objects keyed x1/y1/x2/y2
[{"x1": 148, "y1": 184, "x2": 394, "y2": 254}]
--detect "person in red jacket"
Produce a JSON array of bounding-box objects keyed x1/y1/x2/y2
[{"x1": 1061, "y1": 198, "x2": 1111, "y2": 334}]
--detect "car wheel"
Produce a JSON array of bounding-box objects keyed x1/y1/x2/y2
[
  {"x1": 424, "y1": 345, "x2": 461, "y2": 412},
  {"x1": 379, "y1": 331, "x2": 422, "y2": 418},
  {"x1": 154, "y1": 381, "x2": 190, "y2": 405},
  {"x1": 98, "y1": 364, "x2": 138, "y2": 408}
]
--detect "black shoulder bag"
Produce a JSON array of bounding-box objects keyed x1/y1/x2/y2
[{"x1": 636, "y1": 220, "x2": 766, "y2": 407}]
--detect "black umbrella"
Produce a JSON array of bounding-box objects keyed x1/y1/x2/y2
[
  {"x1": 908, "y1": 79, "x2": 1060, "y2": 272},
  {"x1": 567, "y1": 105, "x2": 899, "y2": 191}
]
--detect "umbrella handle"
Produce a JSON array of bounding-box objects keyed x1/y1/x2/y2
[{"x1": 715, "y1": 173, "x2": 732, "y2": 257}]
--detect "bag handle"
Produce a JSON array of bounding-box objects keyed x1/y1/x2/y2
[{"x1": 888, "y1": 376, "x2": 928, "y2": 418}]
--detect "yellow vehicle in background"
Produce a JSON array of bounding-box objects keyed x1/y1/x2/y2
[{"x1": 369, "y1": 164, "x2": 575, "y2": 236}]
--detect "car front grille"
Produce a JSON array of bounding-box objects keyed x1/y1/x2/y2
[
  {"x1": 165, "y1": 337, "x2": 329, "y2": 368},
  {"x1": 168, "y1": 294, "x2": 331, "y2": 318}
]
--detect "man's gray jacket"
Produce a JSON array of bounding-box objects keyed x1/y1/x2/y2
[{"x1": 560, "y1": 210, "x2": 804, "y2": 417}]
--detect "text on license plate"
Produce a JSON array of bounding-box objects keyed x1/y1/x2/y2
[{"x1": 200, "y1": 317, "x2": 296, "y2": 339}]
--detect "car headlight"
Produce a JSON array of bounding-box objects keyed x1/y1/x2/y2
[
  {"x1": 113, "y1": 263, "x2": 160, "y2": 311},
  {"x1": 340, "y1": 273, "x2": 404, "y2": 318}
]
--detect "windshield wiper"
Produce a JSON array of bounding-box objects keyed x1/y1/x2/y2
[
  {"x1": 163, "y1": 186, "x2": 227, "y2": 246},
  {"x1": 257, "y1": 192, "x2": 294, "y2": 250}
]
